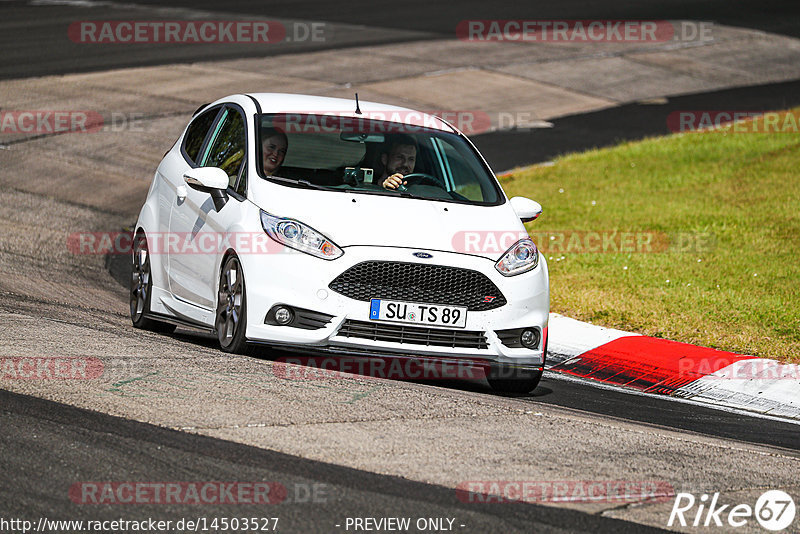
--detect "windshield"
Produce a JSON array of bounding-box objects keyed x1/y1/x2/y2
[{"x1": 256, "y1": 113, "x2": 502, "y2": 205}]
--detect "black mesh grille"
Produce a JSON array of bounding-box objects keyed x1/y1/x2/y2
[
  {"x1": 328, "y1": 261, "x2": 506, "y2": 311},
  {"x1": 337, "y1": 320, "x2": 488, "y2": 349}
]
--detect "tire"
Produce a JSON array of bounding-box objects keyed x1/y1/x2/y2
[
  {"x1": 130, "y1": 232, "x2": 176, "y2": 333},
  {"x1": 488, "y1": 334, "x2": 548, "y2": 393},
  {"x1": 216, "y1": 254, "x2": 249, "y2": 354},
  {"x1": 487, "y1": 365, "x2": 542, "y2": 394}
]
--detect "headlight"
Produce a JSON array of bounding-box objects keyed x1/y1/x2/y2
[
  {"x1": 260, "y1": 210, "x2": 343, "y2": 260},
  {"x1": 495, "y1": 238, "x2": 538, "y2": 276}
]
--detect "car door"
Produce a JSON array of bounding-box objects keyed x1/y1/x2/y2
[
  {"x1": 149, "y1": 105, "x2": 220, "y2": 292},
  {"x1": 167, "y1": 104, "x2": 248, "y2": 312}
]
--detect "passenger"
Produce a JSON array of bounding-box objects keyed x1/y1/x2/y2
[{"x1": 261, "y1": 127, "x2": 288, "y2": 175}]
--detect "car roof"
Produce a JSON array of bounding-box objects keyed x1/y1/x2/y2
[{"x1": 244, "y1": 93, "x2": 457, "y2": 134}]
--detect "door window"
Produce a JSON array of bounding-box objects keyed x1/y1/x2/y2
[{"x1": 201, "y1": 108, "x2": 246, "y2": 189}]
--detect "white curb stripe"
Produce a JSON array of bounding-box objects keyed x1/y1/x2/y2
[
  {"x1": 674, "y1": 360, "x2": 800, "y2": 419},
  {"x1": 547, "y1": 313, "x2": 638, "y2": 366}
]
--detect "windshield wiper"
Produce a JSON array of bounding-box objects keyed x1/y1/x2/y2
[
  {"x1": 342, "y1": 187, "x2": 426, "y2": 200},
  {"x1": 267, "y1": 175, "x2": 329, "y2": 191},
  {"x1": 397, "y1": 191, "x2": 426, "y2": 199}
]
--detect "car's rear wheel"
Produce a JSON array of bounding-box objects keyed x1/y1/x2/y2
[
  {"x1": 130, "y1": 232, "x2": 176, "y2": 333},
  {"x1": 216, "y1": 254, "x2": 249, "y2": 354},
  {"x1": 487, "y1": 365, "x2": 542, "y2": 394}
]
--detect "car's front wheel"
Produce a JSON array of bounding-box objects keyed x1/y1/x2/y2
[
  {"x1": 216, "y1": 254, "x2": 249, "y2": 354},
  {"x1": 130, "y1": 232, "x2": 176, "y2": 333},
  {"x1": 487, "y1": 365, "x2": 542, "y2": 394}
]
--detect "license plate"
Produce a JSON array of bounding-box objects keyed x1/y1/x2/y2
[{"x1": 369, "y1": 299, "x2": 467, "y2": 328}]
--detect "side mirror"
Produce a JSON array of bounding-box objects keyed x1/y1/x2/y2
[
  {"x1": 183, "y1": 167, "x2": 229, "y2": 211},
  {"x1": 510, "y1": 196, "x2": 542, "y2": 223},
  {"x1": 184, "y1": 167, "x2": 229, "y2": 191}
]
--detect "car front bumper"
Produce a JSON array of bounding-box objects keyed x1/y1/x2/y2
[{"x1": 240, "y1": 245, "x2": 549, "y2": 367}]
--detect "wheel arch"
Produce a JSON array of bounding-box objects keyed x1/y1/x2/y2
[
  {"x1": 215, "y1": 248, "x2": 251, "y2": 353},
  {"x1": 215, "y1": 247, "x2": 240, "y2": 306},
  {"x1": 133, "y1": 221, "x2": 171, "y2": 298}
]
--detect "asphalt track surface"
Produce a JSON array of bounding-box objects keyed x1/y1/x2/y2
[
  {"x1": 2, "y1": 0, "x2": 799, "y2": 80},
  {"x1": 97, "y1": 279, "x2": 800, "y2": 454},
  {"x1": 3, "y1": 0, "x2": 800, "y2": 169},
  {"x1": 477, "y1": 79, "x2": 800, "y2": 170},
  {"x1": 0, "y1": 389, "x2": 671, "y2": 534},
  {"x1": 407, "y1": 373, "x2": 800, "y2": 452},
  {"x1": 127, "y1": 0, "x2": 800, "y2": 38},
  {"x1": 103, "y1": 255, "x2": 800, "y2": 454},
  {"x1": 2, "y1": 1, "x2": 800, "y2": 532}
]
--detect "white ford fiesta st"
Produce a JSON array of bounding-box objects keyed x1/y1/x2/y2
[{"x1": 132, "y1": 93, "x2": 549, "y2": 392}]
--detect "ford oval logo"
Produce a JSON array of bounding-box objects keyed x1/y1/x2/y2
[{"x1": 413, "y1": 252, "x2": 433, "y2": 259}]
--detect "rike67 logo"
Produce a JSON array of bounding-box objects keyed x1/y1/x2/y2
[{"x1": 668, "y1": 490, "x2": 796, "y2": 531}]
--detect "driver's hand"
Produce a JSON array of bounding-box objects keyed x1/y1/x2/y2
[{"x1": 382, "y1": 173, "x2": 407, "y2": 190}]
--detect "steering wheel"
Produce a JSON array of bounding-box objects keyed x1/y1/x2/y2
[{"x1": 400, "y1": 173, "x2": 442, "y2": 189}]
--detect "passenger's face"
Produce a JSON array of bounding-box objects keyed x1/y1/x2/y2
[
  {"x1": 262, "y1": 135, "x2": 287, "y2": 174},
  {"x1": 383, "y1": 144, "x2": 416, "y2": 176}
]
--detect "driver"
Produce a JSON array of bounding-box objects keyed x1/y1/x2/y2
[{"x1": 380, "y1": 134, "x2": 417, "y2": 190}]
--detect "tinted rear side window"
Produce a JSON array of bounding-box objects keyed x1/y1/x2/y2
[{"x1": 183, "y1": 108, "x2": 219, "y2": 164}]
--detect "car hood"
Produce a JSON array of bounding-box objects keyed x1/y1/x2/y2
[{"x1": 249, "y1": 181, "x2": 528, "y2": 261}]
